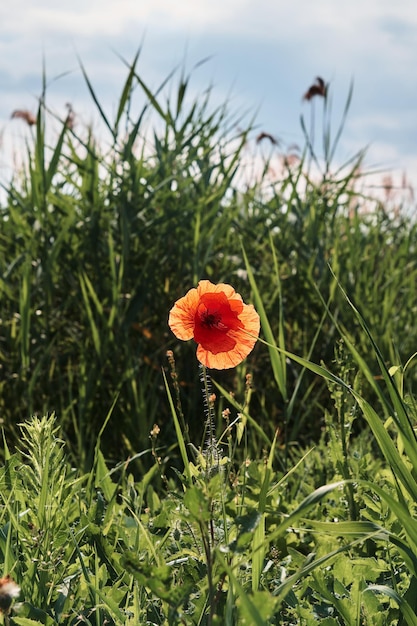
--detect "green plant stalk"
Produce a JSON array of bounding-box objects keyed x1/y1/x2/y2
[
  {"x1": 252, "y1": 429, "x2": 278, "y2": 592},
  {"x1": 163, "y1": 368, "x2": 192, "y2": 485}
]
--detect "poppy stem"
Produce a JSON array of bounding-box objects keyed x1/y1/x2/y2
[{"x1": 199, "y1": 365, "x2": 221, "y2": 475}]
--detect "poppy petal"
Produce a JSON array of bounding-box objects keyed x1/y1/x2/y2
[
  {"x1": 168, "y1": 287, "x2": 200, "y2": 340},
  {"x1": 169, "y1": 280, "x2": 260, "y2": 369}
]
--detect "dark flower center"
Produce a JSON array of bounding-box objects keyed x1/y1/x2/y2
[{"x1": 200, "y1": 309, "x2": 225, "y2": 330}]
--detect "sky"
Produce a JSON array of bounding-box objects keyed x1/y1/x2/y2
[{"x1": 0, "y1": 0, "x2": 416, "y2": 202}]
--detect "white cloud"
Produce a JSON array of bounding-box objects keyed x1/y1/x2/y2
[
  {"x1": 0, "y1": 0, "x2": 245, "y2": 38},
  {"x1": 4, "y1": 0, "x2": 415, "y2": 42},
  {"x1": 1, "y1": 0, "x2": 416, "y2": 87}
]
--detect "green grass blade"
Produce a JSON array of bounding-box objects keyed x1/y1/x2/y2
[
  {"x1": 45, "y1": 120, "x2": 68, "y2": 192},
  {"x1": 113, "y1": 46, "x2": 141, "y2": 134},
  {"x1": 79, "y1": 273, "x2": 102, "y2": 357},
  {"x1": 19, "y1": 262, "x2": 31, "y2": 369},
  {"x1": 364, "y1": 585, "x2": 417, "y2": 625},
  {"x1": 242, "y1": 243, "x2": 288, "y2": 402},
  {"x1": 78, "y1": 57, "x2": 115, "y2": 138},
  {"x1": 355, "y1": 397, "x2": 417, "y2": 501},
  {"x1": 331, "y1": 269, "x2": 417, "y2": 469},
  {"x1": 251, "y1": 430, "x2": 278, "y2": 591},
  {"x1": 162, "y1": 369, "x2": 192, "y2": 485}
]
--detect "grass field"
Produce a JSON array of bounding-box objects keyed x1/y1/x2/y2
[{"x1": 1, "y1": 56, "x2": 417, "y2": 624}]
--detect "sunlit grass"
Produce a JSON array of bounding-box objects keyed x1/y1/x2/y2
[{"x1": 0, "y1": 53, "x2": 417, "y2": 624}]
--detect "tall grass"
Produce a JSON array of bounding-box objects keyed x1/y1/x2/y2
[
  {"x1": 2, "y1": 53, "x2": 417, "y2": 624},
  {"x1": 3, "y1": 309, "x2": 417, "y2": 624},
  {"x1": 1, "y1": 53, "x2": 417, "y2": 474}
]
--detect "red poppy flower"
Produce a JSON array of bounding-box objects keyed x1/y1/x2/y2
[{"x1": 168, "y1": 280, "x2": 260, "y2": 369}]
